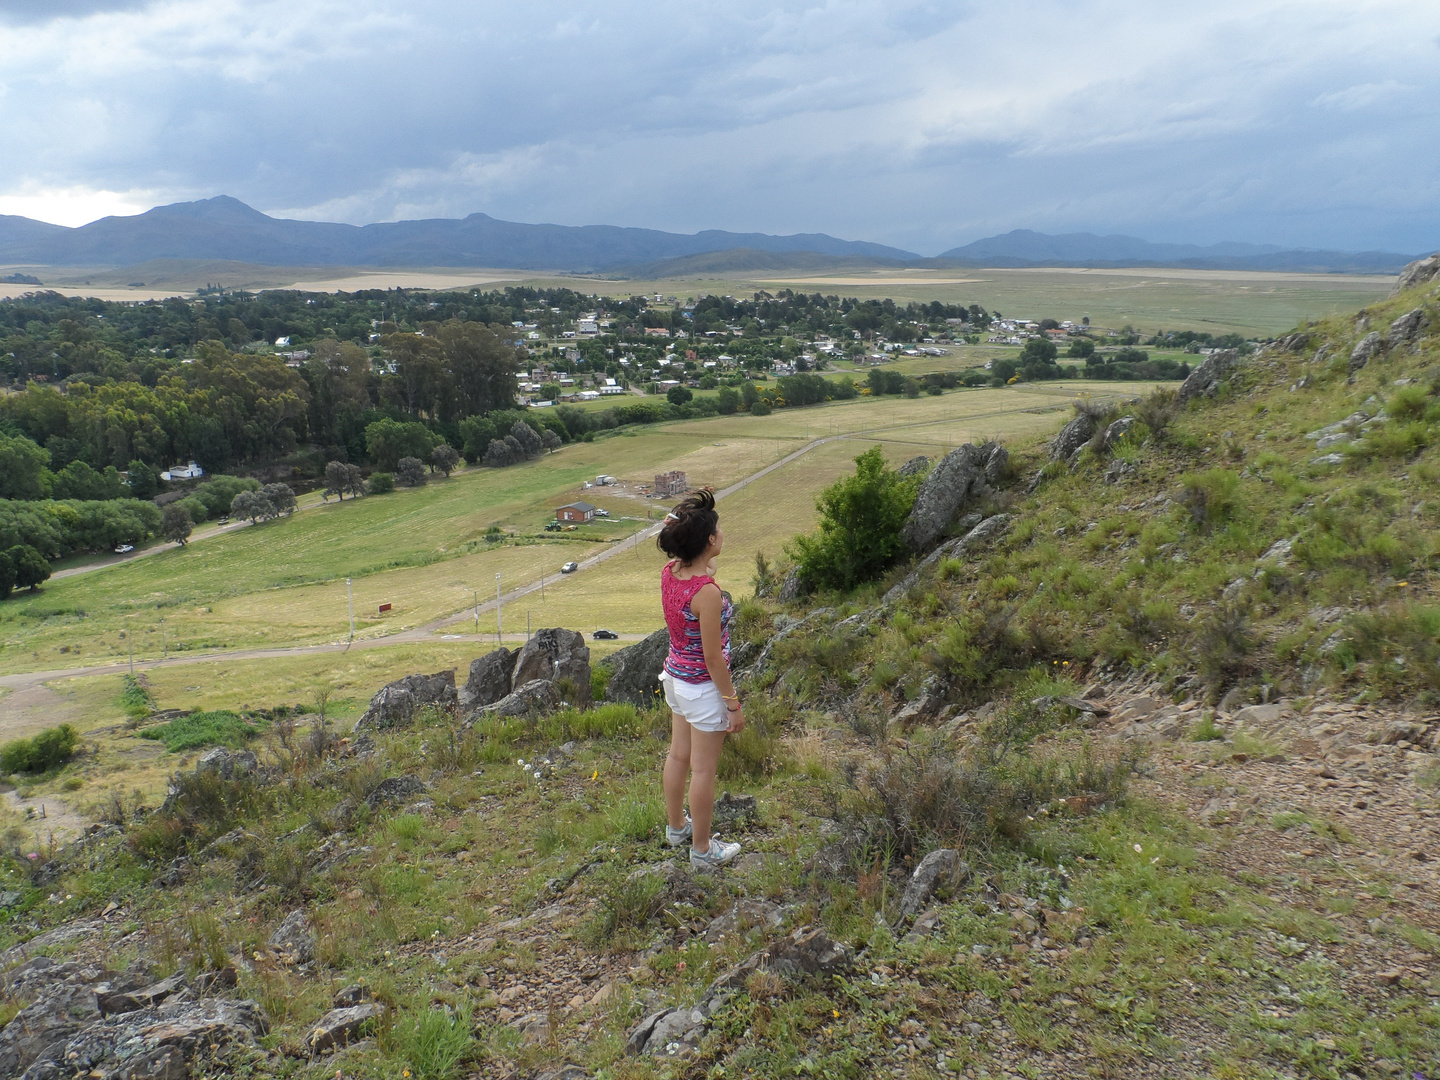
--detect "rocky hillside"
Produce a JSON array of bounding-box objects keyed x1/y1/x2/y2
[{"x1": 1, "y1": 258, "x2": 1439, "y2": 1080}]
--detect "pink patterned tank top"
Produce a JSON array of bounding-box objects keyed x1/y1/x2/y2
[{"x1": 661, "y1": 561, "x2": 732, "y2": 683}]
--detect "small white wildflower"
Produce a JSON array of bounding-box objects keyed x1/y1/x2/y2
[{"x1": 1133, "y1": 843, "x2": 1143, "y2": 853}]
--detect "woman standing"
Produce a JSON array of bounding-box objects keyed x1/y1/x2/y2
[{"x1": 656, "y1": 489, "x2": 745, "y2": 870}]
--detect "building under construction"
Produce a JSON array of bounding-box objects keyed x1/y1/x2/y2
[{"x1": 653, "y1": 470, "x2": 688, "y2": 497}]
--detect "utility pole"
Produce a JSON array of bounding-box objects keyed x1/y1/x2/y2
[
  {"x1": 346, "y1": 578, "x2": 354, "y2": 646},
  {"x1": 527, "y1": 611, "x2": 531, "y2": 641},
  {"x1": 472, "y1": 590, "x2": 479, "y2": 635},
  {"x1": 127, "y1": 633, "x2": 133, "y2": 676},
  {"x1": 496, "y1": 573, "x2": 502, "y2": 644},
  {"x1": 160, "y1": 618, "x2": 167, "y2": 660}
]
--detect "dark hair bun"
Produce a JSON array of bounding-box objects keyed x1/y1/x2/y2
[{"x1": 656, "y1": 488, "x2": 718, "y2": 562}]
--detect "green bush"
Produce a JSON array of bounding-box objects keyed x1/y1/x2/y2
[
  {"x1": 0, "y1": 723, "x2": 80, "y2": 774},
  {"x1": 367, "y1": 472, "x2": 395, "y2": 494},
  {"x1": 395, "y1": 1004, "x2": 476, "y2": 1080},
  {"x1": 788, "y1": 446, "x2": 920, "y2": 591},
  {"x1": 139, "y1": 710, "x2": 265, "y2": 752},
  {"x1": 1180, "y1": 468, "x2": 1242, "y2": 528},
  {"x1": 119, "y1": 674, "x2": 153, "y2": 720}
]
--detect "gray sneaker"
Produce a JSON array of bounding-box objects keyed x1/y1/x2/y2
[
  {"x1": 690, "y1": 836, "x2": 741, "y2": 872},
  {"x1": 665, "y1": 817, "x2": 693, "y2": 847}
]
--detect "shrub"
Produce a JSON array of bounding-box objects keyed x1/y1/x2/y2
[
  {"x1": 1196, "y1": 604, "x2": 1255, "y2": 689},
  {"x1": 1134, "y1": 387, "x2": 1178, "y2": 440},
  {"x1": 0, "y1": 723, "x2": 80, "y2": 774},
  {"x1": 836, "y1": 704, "x2": 1133, "y2": 860},
  {"x1": 367, "y1": 472, "x2": 395, "y2": 494},
  {"x1": 1180, "y1": 468, "x2": 1242, "y2": 528},
  {"x1": 394, "y1": 1004, "x2": 476, "y2": 1080},
  {"x1": 788, "y1": 446, "x2": 920, "y2": 591},
  {"x1": 583, "y1": 865, "x2": 667, "y2": 948},
  {"x1": 138, "y1": 710, "x2": 265, "y2": 752},
  {"x1": 396, "y1": 457, "x2": 427, "y2": 487},
  {"x1": 119, "y1": 675, "x2": 153, "y2": 720}
]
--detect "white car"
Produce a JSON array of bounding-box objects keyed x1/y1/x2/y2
[
  {"x1": 594, "y1": 508, "x2": 610, "y2": 517},
  {"x1": 560, "y1": 561, "x2": 579, "y2": 574},
  {"x1": 114, "y1": 544, "x2": 134, "y2": 554}
]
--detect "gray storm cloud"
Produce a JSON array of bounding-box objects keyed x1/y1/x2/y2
[{"x1": 0, "y1": 0, "x2": 1437, "y2": 253}]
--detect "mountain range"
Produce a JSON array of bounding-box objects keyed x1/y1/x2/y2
[{"x1": 0, "y1": 198, "x2": 1422, "y2": 276}]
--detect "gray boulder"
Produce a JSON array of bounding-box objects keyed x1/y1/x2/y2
[
  {"x1": 896, "y1": 455, "x2": 930, "y2": 477},
  {"x1": 196, "y1": 747, "x2": 258, "y2": 780},
  {"x1": 0, "y1": 971, "x2": 102, "y2": 1077},
  {"x1": 1049, "y1": 412, "x2": 1097, "y2": 462},
  {"x1": 305, "y1": 1002, "x2": 386, "y2": 1055},
  {"x1": 510, "y1": 629, "x2": 591, "y2": 706},
  {"x1": 881, "y1": 514, "x2": 1013, "y2": 606},
  {"x1": 901, "y1": 442, "x2": 995, "y2": 551},
  {"x1": 352, "y1": 670, "x2": 457, "y2": 734},
  {"x1": 1390, "y1": 308, "x2": 1426, "y2": 349},
  {"x1": 777, "y1": 566, "x2": 806, "y2": 602},
  {"x1": 1391, "y1": 253, "x2": 1440, "y2": 296},
  {"x1": 364, "y1": 775, "x2": 428, "y2": 810},
  {"x1": 1349, "y1": 331, "x2": 1383, "y2": 373},
  {"x1": 983, "y1": 443, "x2": 1009, "y2": 485},
  {"x1": 20, "y1": 998, "x2": 269, "y2": 1079},
  {"x1": 897, "y1": 848, "x2": 969, "y2": 921},
  {"x1": 471, "y1": 679, "x2": 561, "y2": 721},
  {"x1": 460, "y1": 648, "x2": 515, "y2": 709},
  {"x1": 1099, "y1": 416, "x2": 1135, "y2": 450},
  {"x1": 1177, "y1": 349, "x2": 1240, "y2": 404},
  {"x1": 267, "y1": 910, "x2": 315, "y2": 964},
  {"x1": 710, "y1": 926, "x2": 853, "y2": 990},
  {"x1": 602, "y1": 628, "x2": 669, "y2": 707}
]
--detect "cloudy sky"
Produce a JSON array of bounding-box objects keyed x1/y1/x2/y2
[{"x1": 1, "y1": 0, "x2": 1437, "y2": 254}]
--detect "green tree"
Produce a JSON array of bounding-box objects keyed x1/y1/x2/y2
[
  {"x1": 0, "y1": 548, "x2": 14, "y2": 600},
  {"x1": 0, "y1": 432, "x2": 50, "y2": 500},
  {"x1": 126, "y1": 459, "x2": 160, "y2": 499},
  {"x1": 367, "y1": 472, "x2": 395, "y2": 494},
  {"x1": 1020, "y1": 337, "x2": 1058, "y2": 364},
  {"x1": 666, "y1": 385, "x2": 694, "y2": 406},
  {"x1": 1066, "y1": 338, "x2": 1095, "y2": 359},
  {"x1": 787, "y1": 447, "x2": 919, "y2": 591},
  {"x1": 162, "y1": 503, "x2": 193, "y2": 546},
  {"x1": 716, "y1": 387, "x2": 740, "y2": 415},
  {"x1": 8, "y1": 544, "x2": 50, "y2": 591},
  {"x1": 431, "y1": 443, "x2": 460, "y2": 476},
  {"x1": 396, "y1": 457, "x2": 427, "y2": 487},
  {"x1": 365, "y1": 418, "x2": 439, "y2": 470}
]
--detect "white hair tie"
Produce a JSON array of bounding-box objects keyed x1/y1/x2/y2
[{"x1": 664, "y1": 512, "x2": 679, "y2": 522}]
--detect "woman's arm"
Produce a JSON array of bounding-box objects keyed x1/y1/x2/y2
[{"x1": 691, "y1": 582, "x2": 744, "y2": 731}]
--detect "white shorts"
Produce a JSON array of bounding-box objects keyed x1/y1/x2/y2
[{"x1": 659, "y1": 672, "x2": 730, "y2": 733}]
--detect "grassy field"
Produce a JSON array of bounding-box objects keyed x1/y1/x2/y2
[{"x1": 0, "y1": 381, "x2": 1155, "y2": 679}]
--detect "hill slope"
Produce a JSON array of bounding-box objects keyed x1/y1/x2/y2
[
  {"x1": 0, "y1": 196, "x2": 918, "y2": 271},
  {"x1": 0, "y1": 260, "x2": 1438, "y2": 1079},
  {"x1": 941, "y1": 228, "x2": 1418, "y2": 273}
]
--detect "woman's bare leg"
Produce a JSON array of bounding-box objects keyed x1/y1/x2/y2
[
  {"x1": 663, "y1": 712, "x2": 692, "y2": 830},
  {"x1": 688, "y1": 729, "x2": 728, "y2": 852}
]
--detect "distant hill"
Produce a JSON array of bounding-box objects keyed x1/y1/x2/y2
[
  {"x1": 939, "y1": 229, "x2": 1417, "y2": 273},
  {"x1": 0, "y1": 196, "x2": 918, "y2": 272},
  {"x1": 613, "y1": 247, "x2": 912, "y2": 278}
]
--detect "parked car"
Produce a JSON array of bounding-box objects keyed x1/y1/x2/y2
[
  {"x1": 561, "y1": 561, "x2": 579, "y2": 574},
  {"x1": 594, "y1": 508, "x2": 610, "y2": 517},
  {"x1": 114, "y1": 544, "x2": 134, "y2": 554},
  {"x1": 592, "y1": 629, "x2": 618, "y2": 640}
]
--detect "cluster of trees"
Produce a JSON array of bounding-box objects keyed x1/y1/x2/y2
[
  {"x1": 482, "y1": 421, "x2": 559, "y2": 467},
  {"x1": 229, "y1": 483, "x2": 297, "y2": 524},
  {"x1": 0, "y1": 498, "x2": 161, "y2": 560}
]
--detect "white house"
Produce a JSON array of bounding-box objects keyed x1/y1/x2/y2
[
  {"x1": 161, "y1": 460, "x2": 205, "y2": 481},
  {"x1": 578, "y1": 389, "x2": 601, "y2": 401}
]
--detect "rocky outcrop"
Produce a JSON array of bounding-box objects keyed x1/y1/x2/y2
[
  {"x1": 1349, "y1": 331, "x2": 1383, "y2": 373},
  {"x1": 882, "y1": 514, "x2": 1014, "y2": 605},
  {"x1": 305, "y1": 1002, "x2": 386, "y2": 1055},
  {"x1": 352, "y1": 670, "x2": 457, "y2": 734},
  {"x1": 601, "y1": 628, "x2": 668, "y2": 707},
  {"x1": 1389, "y1": 308, "x2": 1426, "y2": 349},
  {"x1": 1391, "y1": 254, "x2": 1440, "y2": 296},
  {"x1": 901, "y1": 441, "x2": 999, "y2": 552},
  {"x1": 0, "y1": 959, "x2": 268, "y2": 1080},
  {"x1": 460, "y1": 648, "x2": 515, "y2": 709},
  {"x1": 364, "y1": 774, "x2": 428, "y2": 810},
  {"x1": 777, "y1": 566, "x2": 807, "y2": 602},
  {"x1": 896, "y1": 455, "x2": 930, "y2": 477},
  {"x1": 510, "y1": 629, "x2": 592, "y2": 706},
  {"x1": 1099, "y1": 416, "x2": 1135, "y2": 451},
  {"x1": 195, "y1": 747, "x2": 259, "y2": 780},
  {"x1": 267, "y1": 910, "x2": 315, "y2": 964},
  {"x1": 1049, "y1": 413, "x2": 1097, "y2": 461},
  {"x1": 1177, "y1": 349, "x2": 1240, "y2": 404},
  {"x1": 897, "y1": 848, "x2": 969, "y2": 920},
  {"x1": 470, "y1": 679, "x2": 561, "y2": 721}
]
